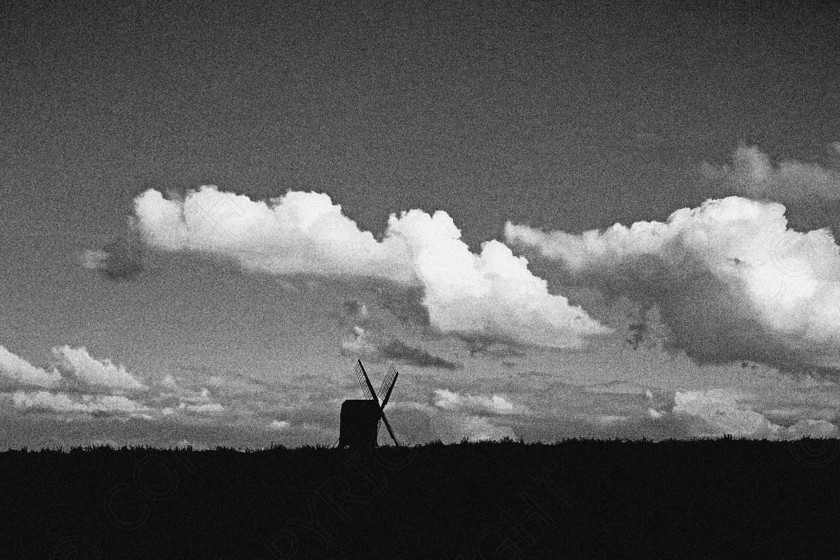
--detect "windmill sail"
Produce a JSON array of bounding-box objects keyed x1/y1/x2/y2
[
  {"x1": 381, "y1": 413, "x2": 399, "y2": 447},
  {"x1": 356, "y1": 360, "x2": 379, "y2": 403},
  {"x1": 378, "y1": 364, "x2": 398, "y2": 404}
]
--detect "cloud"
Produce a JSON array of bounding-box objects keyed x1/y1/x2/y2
[
  {"x1": 133, "y1": 186, "x2": 611, "y2": 349},
  {"x1": 144, "y1": 375, "x2": 227, "y2": 417},
  {"x1": 340, "y1": 326, "x2": 461, "y2": 369},
  {"x1": 0, "y1": 347, "x2": 221, "y2": 424},
  {"x1": 701, "y1": 144, "x2": 840, "y2": 202},
  {"x1": 388, "y1": 209, "x2": 613, "y2": 348},
  {"x1": 433, "y1": 389, "x2": 520, "y2": 415},
  {"x1": 672, "y1": 389, "x2": 779, "y2": 438},
  {"x1": 379, "y1": 340, "x2": 462, "y2": 370},
  {"x1": 506, "y1": 196, "x2": 840, "y2": 372},
  {"x1": 443, "y1": 414, "x2": 516, "y2": 442},
  {"x1": 0, "y1": 345, "x2": 146, "y2": 394},
  {"x1": 0, "y1": 346, "x2": 60, "y2": 388},
  {"x1": 373, "y1": 285, "x2": 430, "y2": 327},
  {"x1": 458, "y1": 333, "x2": 526, "y2": 358},
  {"x1": 269, "y1": 419, "x2": 290, "y2": 430},
  {"x1": 786, "y1": 418, "x2": 838, "y2": 438},
  {"x1": 133, "y1": 187, "x2": 414, "y2": 283},
  {"x1": 671, "y1": 389, "x2": 838, "y2": 439},
  {"x1": 10, "y1": 390, "x2": 150, "y2": 417},
  {"x1": 176, "y1": 387, "x2": 213, "y2": 404},
  {"x1": 81, "y1": 234, "x2": 144, "y2": 281},
  {"x1": 52, "y1": 346, "x2": 147, "y2": 392},
  {"x1": 341, "y1": 325, "x2": 379, "y2": 359},
  {"x1": 204, "y1": 373, "x2": 266, "y2": 397},
  {"x1": 406, "y1": 403, "x2": 516, "y2": 442}
]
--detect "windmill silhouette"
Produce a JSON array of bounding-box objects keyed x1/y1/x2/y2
[{"x1": 338, "y1": 360, "x2": 400, "y2": 448}]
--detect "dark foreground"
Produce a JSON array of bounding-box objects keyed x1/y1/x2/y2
[{"x1": 2, "y1": 438, "x2": 839, "y2": 559}]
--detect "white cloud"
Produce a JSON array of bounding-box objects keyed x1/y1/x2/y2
[
  {"x1": 506, "y1": 196, "x2": 840, "y2": 371},
  {"x1": 133, "y1": 187, "x2": 413, "y2": 283},
  {"x1": 388, "y1": 209, "x2": 612, "y2": 348},
  {"x1": 269, "y1": 419, "x2": 290, "y2": 430},
  {"x1": 53, "y1": 346, "x2": 147, "y2": 392},
  {"x1": 10, "y1": 390, "x2": 149, "y2": 416},
  {"x1": 671, "y1": 389, "x2": 838, "y2": 439},
  {"x1": 452, "y1": 415, "x2": 516, "y2": 442},
  {"x1": 673, "y1": 389, "x2": 777, "y2": 438},
  {"x1": 786, "y1": 418, "x2": 838, "y2": 438},
  {"x1": 433, "y1": 389, "x2": 519, "y2": 415},
  {"x1": 133, "y1": 187, "x2": 611, "y2": 349},
  {"x1": 0, "y1": 346, "x2": 60, "y2": 388},
  {"x1": 701, "y1": 144, "x2": 840, "y2": 201},
  {"x1": 430, "y1": 413, "x2": 516, "y2": 442}
]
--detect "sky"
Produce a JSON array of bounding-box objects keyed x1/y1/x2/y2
[{"x1": 2, "y1": 0, "x2": 840, "y2": 449}]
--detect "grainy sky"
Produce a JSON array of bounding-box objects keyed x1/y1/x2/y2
[{"x1": 2, "y1": 0, "x2": 840, "y2": 449}]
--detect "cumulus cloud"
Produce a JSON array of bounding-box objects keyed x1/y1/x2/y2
[
  {"x1": 388, "y1": 209, "x2": 612, "y2": 348},
  {"x1": 433, "y1": 389, "x2": 520, "y2": 415},
  {"x1": 506, "y1": 196, "x2": 840, "y2": 371},
  {"x1": 52, "y1": 346, "x2": 147, "y2": 392},
  {"x1": 672, "y1": 389, "x2": 779, "y2": 438},
  {"x1": 133, "y1": 187, "x2": 414, "y2": 283},
  {"x1": 701, "y1": 144, "x2": 840, "y2": 202},
  {"x1": 412, "y1": 404, "x2": 516, "y2": 442},
  {"x1": 133, "y1": 186, "x2": 611, "y2": 349},
  {"x1": 0, "y1": 345, "x2": 147, "y2": 393},
  {"x1": 786, "y1": 418, "x2": 838, "y2": 438},
  {"x1": 10, "y1": 390, "x2": 149, "y2": 417},
  {"x1": 671, "y1": 389, "x2": 838, "y2": 439},
  {"x1": 0, "y1": 346, "x2": 60, "y2": 388}
]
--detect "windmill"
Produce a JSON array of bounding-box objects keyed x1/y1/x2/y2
[{"x1": 338, "y1": 360, "x2": 400, "y2": 448}]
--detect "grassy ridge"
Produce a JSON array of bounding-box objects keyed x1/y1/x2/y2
[{"x1": 2, "y1": 438, "x2": 839, "y2": 559}]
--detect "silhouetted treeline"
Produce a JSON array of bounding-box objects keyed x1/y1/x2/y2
[{"x1": 2, "y1": 438, "x2": 839, "y2": 559}]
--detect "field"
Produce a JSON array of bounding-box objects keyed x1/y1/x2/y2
[{"x1": 2, "y1": 438, "x2": 839, "y2": 559}]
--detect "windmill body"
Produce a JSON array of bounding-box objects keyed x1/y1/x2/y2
[
  {"x1": 338, "y1": 400, "x2": 381, "y2": 448},
  {"x1": 338, "y1": 360, "x2": 400, "y2": 449}
]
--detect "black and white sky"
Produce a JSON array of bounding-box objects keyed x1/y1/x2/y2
[{"x1": 3, "y1": 0, "x2": 840, "y2": 449}]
